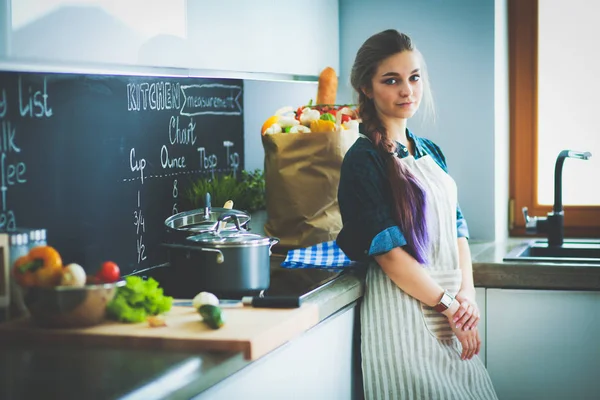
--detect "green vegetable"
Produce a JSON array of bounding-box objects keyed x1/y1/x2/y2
[
  {"x1": 320, "y1": 113, "x2": 336, "y2": 122},
  {"x1": 199, "y1": 304, "x2": 225, "y2": 329},
  {"x1": 106, "y1": 276, "x2": 173, "y2": 323}
]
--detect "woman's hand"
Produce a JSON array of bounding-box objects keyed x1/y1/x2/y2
[
  {"x1": 452, "y1": 289, "x2": 480, "y2": 331},
  {"x1": 451, "y1": 322, "x2": 481, "y2": 360}
]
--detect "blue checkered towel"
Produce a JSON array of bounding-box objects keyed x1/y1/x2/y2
[{"x1": 281, "y1": 241, "x2": 365, "y2": 269}]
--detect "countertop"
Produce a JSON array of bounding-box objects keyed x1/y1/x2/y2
[
  {"x1": 1, "y1": 238, "x2": 598, "y2": 400},
  {"x1": 470, "y1": 238, "x2": 600, "y2": 291},
  {"x1": 0, "y1": 261, "x2": 363, "y2": 400}
]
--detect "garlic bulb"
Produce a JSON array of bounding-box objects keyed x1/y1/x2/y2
[
  {"x1": 60, "y1": 263, "x2": 87, "y2": 287},
  {"x1": 192, "y1": 291, "x2": 219, "y2": 310}
]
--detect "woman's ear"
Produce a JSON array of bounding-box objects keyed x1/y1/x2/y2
[{"x1": 361, "y1": 86, "x2": 373, "y2": 99}]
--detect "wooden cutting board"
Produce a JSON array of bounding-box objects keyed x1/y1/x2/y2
[{"x1": 0, "y1": 304, "x2": 319, "y2": 360}]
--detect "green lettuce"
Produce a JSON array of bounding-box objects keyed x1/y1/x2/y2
[{"x1": 106, "y1": 276, "x2": 173, "y2": 323}]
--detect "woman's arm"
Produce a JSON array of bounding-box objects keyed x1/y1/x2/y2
[
  {"x1": 454, "y1": 237, "x2": 480, "y2": 330},
  {"x1": 374, "y1": 246, "x2": 459, "y2": 318}
]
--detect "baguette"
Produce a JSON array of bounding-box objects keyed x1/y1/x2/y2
[{"x1": 316, "y1": 67, "x2": 338, "y2": 105}]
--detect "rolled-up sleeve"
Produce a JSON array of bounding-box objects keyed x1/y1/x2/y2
[
  {"x1": 368, "y1": 226, "x2": 407, "y2": 256},
  {"x1": 337, "y1": 140, "x2": 408, "y2": 261},
  {"x1": 456, "y1": 204, "x2": 469, "y2": 239}
]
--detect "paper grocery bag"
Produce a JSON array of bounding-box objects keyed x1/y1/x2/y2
[{"x1": 262, "y1": 128, "x2": 359, "y2": 249}]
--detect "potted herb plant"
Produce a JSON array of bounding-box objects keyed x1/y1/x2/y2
[{"x1": 182, "y1": 169, "x2": 267, "y2": 234}]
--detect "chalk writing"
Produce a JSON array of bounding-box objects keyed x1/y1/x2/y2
[
  {"x1": 0, "y1": 90, "x2": 6, "y2": 118},
  {"x1": 0, "y1": 76, "x2": 49, "y2": 230},
  {"x1": 180, "y1": 84, "x2": 243, "y2": 116},
  {"x1": 196, "y1": 147, "x2": 218, "y2": 170},
  {"x1": 129, "y1": 148, "x2": 146, "y2": 183},
  {"x1": 18, "y1": 76, "x2": 53, "y2": 118},
  {"x1": 160, "y1": 145, "x2": 186, "y2": 169},
  {"x1": 127, "y1": 81, "x2": 181, "y2": 112},
  {"x1": 223, "y1": 140, "x2": 239, "y2": 178},
  {"x1": 169, "y1": 116, "x2": 197, "y2": 145},
  {"x1": 172, "y1": 179, "x2": 178, "y2": 215},
  {"x1": 133, "y1": 191, "x2": 146, "y2": 264}
]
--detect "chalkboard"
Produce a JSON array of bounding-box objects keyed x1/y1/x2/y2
[{"x1": 0, "y1": 71, "x2": 244, "y2": 275}]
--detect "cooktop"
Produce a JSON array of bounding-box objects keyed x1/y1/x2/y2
[{"x1": 132, "y1": 263, "x2": 344, "y2": 300}]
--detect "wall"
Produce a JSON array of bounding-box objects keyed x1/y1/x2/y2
[
  {"x1": 494, "y1": 0, "x2": 509, "y2": 242},
  {"x1": 0, "y1": 0, "x2": 510, "y2": 241},
  {"x1": 337, "y1": 0, "x2": 508, "y2": 241},
  {"x1": 243, "y1": 80, "x2": 318, "y2": 172}
]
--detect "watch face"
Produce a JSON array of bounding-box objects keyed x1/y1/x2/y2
[
  {"x1": 441, "y1": 292, "x2": 453, "y2": 307},
  {"x1": 433, "y1": 291, "x2": 454, "y2": 312}
]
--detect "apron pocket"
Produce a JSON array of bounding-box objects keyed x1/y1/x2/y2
[{"x1": 419, "y1": 269, "x2": 462, "y2": 340}]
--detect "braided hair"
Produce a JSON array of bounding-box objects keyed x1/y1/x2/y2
[{"x1": 350, "y1": 29, "x2": 433, "y2": 264}]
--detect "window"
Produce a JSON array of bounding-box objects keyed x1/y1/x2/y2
[{"x1": 509, "y1": 0, "x2": 600, "y2": 237}]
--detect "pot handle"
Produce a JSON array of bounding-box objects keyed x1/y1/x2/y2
[
  {"x1": 269, "y1": 237, "x2": 280, "y2": 248},
  {"x1": 162, "y1": 243, "x2": 224, "y2": 264},
  {"x1": 216, "y1": 211, "x2": 242, "y2": 234},
  {"x1": 268, "y1": 237, "x2": 280, "y2": 255}
]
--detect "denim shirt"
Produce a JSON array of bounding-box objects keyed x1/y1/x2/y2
[{"x1": 336, "y1": 128, "x2": 469, "y2": 260}]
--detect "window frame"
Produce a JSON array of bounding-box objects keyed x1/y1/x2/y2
[{"x1": 509, "y1": 0, "x2": 600, "y2": 237}]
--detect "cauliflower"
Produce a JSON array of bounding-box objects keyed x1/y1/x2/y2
[
  {"x1": 342, "y1": 119, "x2": 360, "y2": 132},
  {"x1": 289, "y1": 125, "x2": 311, "y2": 133},
  {"x1": 264, "y1": 123, "x2": 282, "y2": 135},
  {"x1": 278, "y1": 116, "x2": 300, "y2": 128},
  {"x1": 299, "y1": 108, "x2": 321, "y2": 126}
]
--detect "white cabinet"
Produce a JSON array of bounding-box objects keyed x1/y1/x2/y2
[
  {"x1": 2, "y1": 0, "x2": 339, "y2": 75},
  {"x1": 486, "y1": 289, "x2": 600, "y2": 400},
  {"x1": 6, "y1": 0, "x2": 187, "y2": 67},
  {"x1": 476, "y1": 287, "x2": 487, "y2": 366},
  {"x1": 194, "y1": 305, "x2": 359, "y2": 400},
  {"x1": 186, "y1": 0, "x2": 339, "y2": 76}
]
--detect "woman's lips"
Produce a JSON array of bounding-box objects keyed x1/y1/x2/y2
[{"x1": 397, "y1": 102, "x2": 413, "y2": 107}]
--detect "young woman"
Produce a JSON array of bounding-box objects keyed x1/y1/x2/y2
[{"x1": 337, "y1": 29, "x2": 498, "y2": 399}]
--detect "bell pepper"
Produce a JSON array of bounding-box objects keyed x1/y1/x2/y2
[
  {"x1": 13, "y1": 245, "x2": 63, "y2": 288},
  {"x1": 310, "y1": 119, "x2": 337, "y2": 133}
]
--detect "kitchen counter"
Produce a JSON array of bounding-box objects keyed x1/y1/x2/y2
[
  {"x1": 1, "y1": 238, "x2": 597, "y2": 399},
  {"x1": 0, "y1": 260, "x2": 363, "y2": 400},
  {"x1": 470, "y1": 239, "x2": 600, "y2": 291}
]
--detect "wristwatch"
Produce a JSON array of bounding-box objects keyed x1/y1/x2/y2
[{"x1": 433, "y1": 290, "x2": 455, "y2": 313}]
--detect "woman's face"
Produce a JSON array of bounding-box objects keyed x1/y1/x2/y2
[{"x1": 364, "y1": 50, "x2": 423, "y2": 122}]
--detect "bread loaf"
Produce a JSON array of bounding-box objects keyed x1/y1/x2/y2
[{"x1": 316, "y1": 67, "x2": 338, "y2": 105}]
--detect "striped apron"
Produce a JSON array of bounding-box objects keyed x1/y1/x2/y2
[{"x1": 361, "y1": 155, "x2": 498, "y2": 399}]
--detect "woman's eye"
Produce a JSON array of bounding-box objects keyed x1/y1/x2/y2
[
  {"x1": 383, "y1": 78, "x2": 397, "y2": 85},
  {"x1": 410, "y1": 74, "x2": 421, "y2": 82}
]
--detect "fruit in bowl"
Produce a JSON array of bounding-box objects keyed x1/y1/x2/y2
[
  {"x1": 23, "y1": 278, "x2": 126, "y2": 329},
  {"x1": 12, "y1": 245, "x2": 125, "y2": 328}
]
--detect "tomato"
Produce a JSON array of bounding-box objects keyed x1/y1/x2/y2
[{"x1": 97, "y1": 261, "x2": 121, "y2": 283}]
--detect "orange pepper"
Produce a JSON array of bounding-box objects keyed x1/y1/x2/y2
[{"x1": 13, "y1": 246, "x2": 63, "y2": 288}]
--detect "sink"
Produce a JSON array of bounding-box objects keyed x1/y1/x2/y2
[{"x1": 503, "y1": 239, "x2": 600, "y2": 264}]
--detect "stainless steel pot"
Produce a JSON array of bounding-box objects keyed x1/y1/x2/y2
[{"x1": 164, "y1": 213, "x2": 279, "y2": 299}]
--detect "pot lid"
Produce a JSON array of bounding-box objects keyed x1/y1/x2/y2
[
  {"x1": 165, "y1": 207, "x2": 250, "y2": 233},
  {"x1": 186, "y1": 230, "x2": 272, "y2": 247}
]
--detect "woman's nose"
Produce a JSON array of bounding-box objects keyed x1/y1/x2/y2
[{"x1": 398, "y1": 82, "x2": 412, "y2": 97}]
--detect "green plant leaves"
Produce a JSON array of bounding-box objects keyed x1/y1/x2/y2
[{"x1": 182, "y1": 169, "x2": 265, "y2": 213}]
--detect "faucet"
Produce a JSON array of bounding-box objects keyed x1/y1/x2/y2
[{"x1": 522, "y1": 149, "x2": 592, "y2": 247}]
